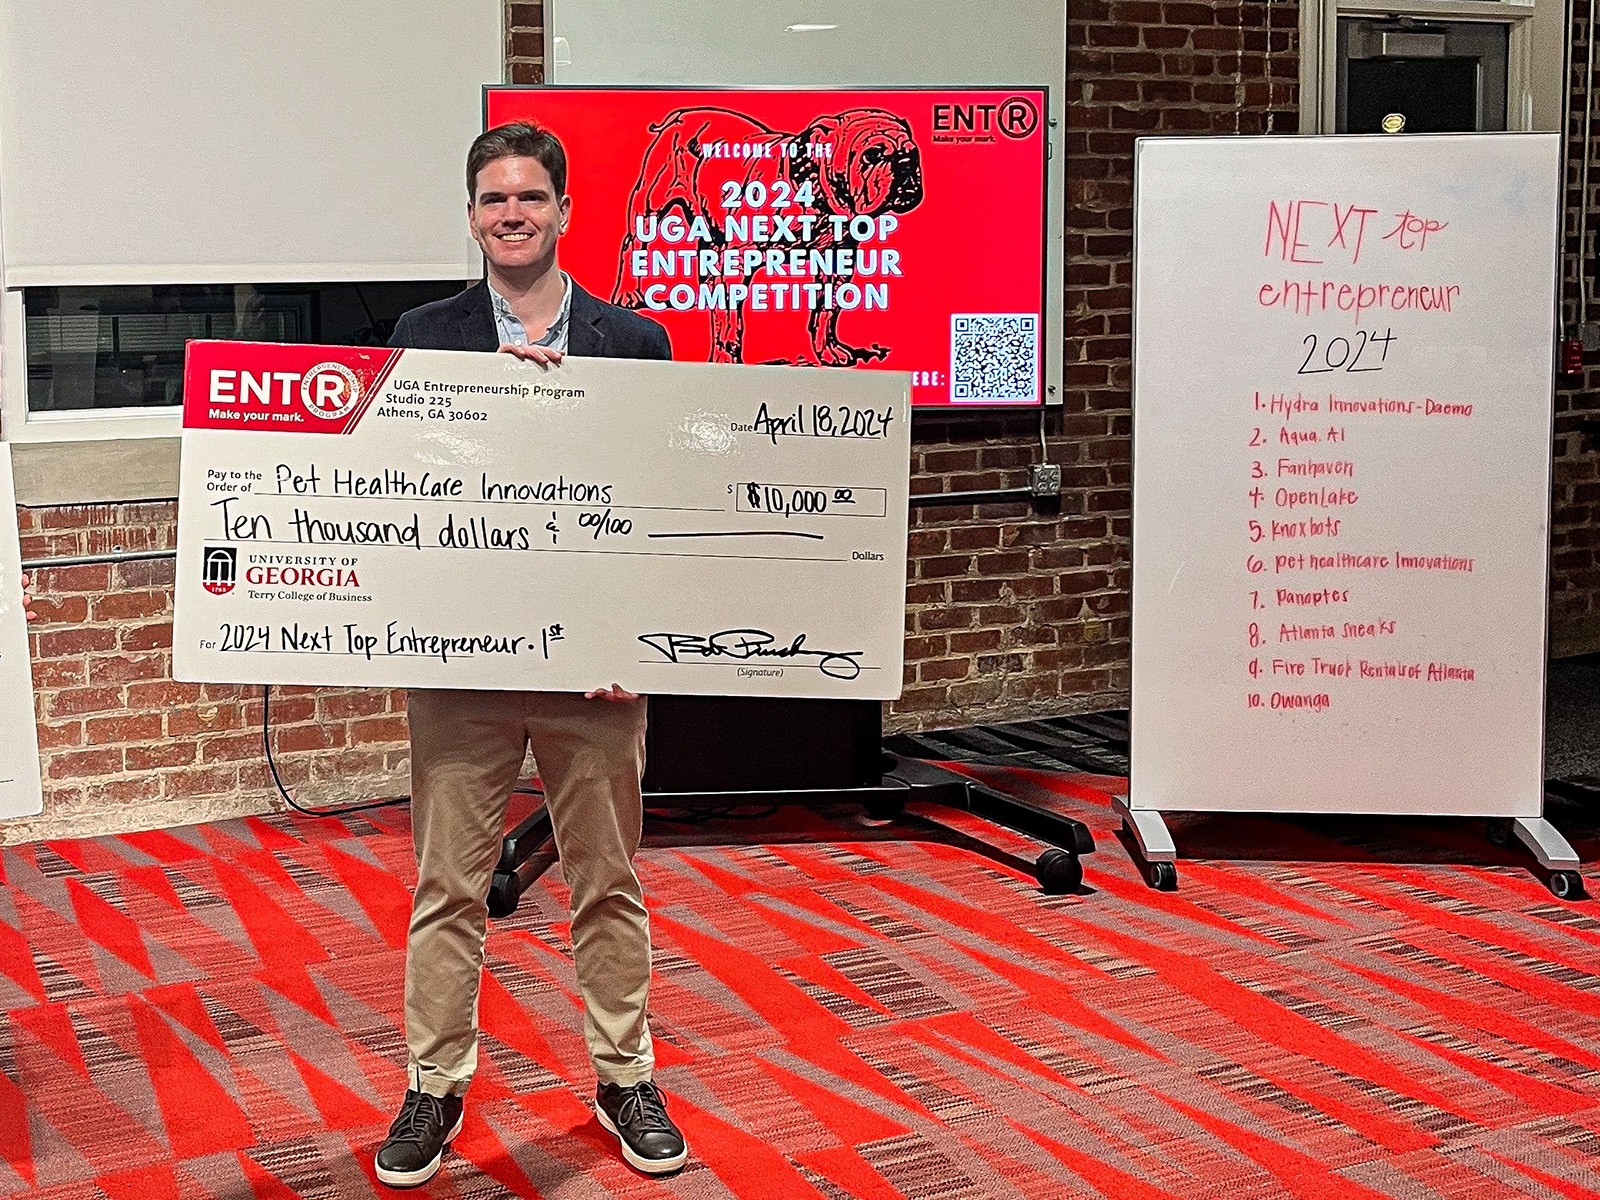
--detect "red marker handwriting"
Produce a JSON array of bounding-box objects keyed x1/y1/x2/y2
[
  {"x1": 1265, "y1": 200, "x2": 1379, "y2": 265},
  {"x1": 1382, "y1": 210, "x2": 1447, "y2": 251}
]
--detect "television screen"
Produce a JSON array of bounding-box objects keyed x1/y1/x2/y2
[{"x1": 484, "y1": 86, "x2": 1048, "y2": 408}]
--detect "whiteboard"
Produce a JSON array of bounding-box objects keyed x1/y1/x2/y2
[
  {"x1": 1131, "y1": 134, "x2": 1560, "y2": 818},
  {"x1": 546, "y1": 0, "x2": 1066, "y2": 405},
  {"x1": 0, "y1": 446, "x2": 42, "y2": 820}
]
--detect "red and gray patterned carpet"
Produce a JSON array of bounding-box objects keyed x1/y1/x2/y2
[{"x1": 2, "y1": 762, "x2": 1600, "y2": 1198}]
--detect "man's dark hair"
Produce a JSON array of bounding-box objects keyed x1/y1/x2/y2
[{"x1": 467, "y1": 122, "x2": 567, "y2": 201}]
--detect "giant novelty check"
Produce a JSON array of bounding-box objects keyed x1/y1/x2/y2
[{"x1": 173, "y1": 341, "x2": 910, "y2": 698}]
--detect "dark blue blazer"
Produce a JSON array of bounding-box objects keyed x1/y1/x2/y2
[{"x1": 389, "y1": 278, "x2": 671, "y2": 361}]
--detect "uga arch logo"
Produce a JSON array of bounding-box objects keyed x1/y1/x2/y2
[
  {"x1": 300, "y1": 361, "x2": 362, "y2": 421},
  {"x1": 201, "y1": 546, "x2": 237, "y2": 595}
]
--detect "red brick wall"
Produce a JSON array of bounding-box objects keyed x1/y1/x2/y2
[
  {"x1": 5, "y1": 1, "x2": 1300, "y2": 840},
  {"x1": 894, "y1": 1, "x2": 1299, "y2": 726},
  {"x1": 507, "y1": 2, "x2": 542, "y2": 84},
  {"x1": 10, "y1": 503, "x2": 410, "y2": 843},
  {"x1": 1553, "y1": 5, "x2": 1600, "y2": 656}
]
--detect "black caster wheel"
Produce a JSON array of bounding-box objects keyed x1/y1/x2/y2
[
  {"x1": 486, "y1": 871, "x2": 523, "y2": 918},
  {"x1": 863, "y1": 796, "x2": 906, "y2": 821},
  {"x1": 1549, "y1": 870, "x2": 1584, "y2": 900},
  {"x1": 1035, "y1": 849, "x2": 1082, "y2": 895},
  {"x1": 1486, "y1": 820, "x2": 1513, "y2": 849},
  {"x1": 1145, "y1": 860, "x2": 1177, "y2": 891}
]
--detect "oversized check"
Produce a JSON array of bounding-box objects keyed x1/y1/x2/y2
[
  {"x1": 173, "y1": 341, "x2": 910, "y2": 698},
  {"x1": 0, "y1": 446, "x2": 43, "y2": 820}
]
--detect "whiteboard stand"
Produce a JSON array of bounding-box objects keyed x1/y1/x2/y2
[
  {"x1": 1108, "y1": 794, "x2": 1178, "y2": 890},
  {"x1": 1127, "y1": 134, "x2": 1585, "y2": 903},
  {"x1": 1112, "y1": 798, "x2": 1582, "y2": 898},
  {"x1": 1499, "y1": 816, "x2": 1581, "y2": 873},
  {"x1": 1507, "y1": 816, "x2": 1581, "y2": 868}
]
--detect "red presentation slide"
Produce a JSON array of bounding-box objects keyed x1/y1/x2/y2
[{"x1": 484, "y1": 86, "x2": 1048, "y2": 408}]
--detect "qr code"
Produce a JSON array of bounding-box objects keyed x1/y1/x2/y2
[{"x1": 951, "y1": 314, "x2": 1039, "y2": 402}]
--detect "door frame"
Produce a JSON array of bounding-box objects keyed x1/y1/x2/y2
[{"x1": 1299, "y1": 0, "x2": 1563, "y2": 134}]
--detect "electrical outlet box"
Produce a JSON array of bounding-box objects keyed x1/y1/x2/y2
[{"x1": 1030, "y1": 463, "x2": 1062, "y2": 497}]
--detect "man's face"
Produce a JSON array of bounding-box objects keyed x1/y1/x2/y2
[{"x1": 468, "y1": 156, "x2": 570, "y2": 274}]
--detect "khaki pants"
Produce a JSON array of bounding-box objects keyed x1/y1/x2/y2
[{"x1": 403, "y1": 688, "x2": 654, "y2": 1097}]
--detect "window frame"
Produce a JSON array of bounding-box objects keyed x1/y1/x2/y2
[
  {"x1": 2, "y1": 274, "x2": 474, "y2": 444},
  {"x1": 3, "y1": 291, "x2": 183, "y2": 444},
  {"x1": 0, "y1": 275, "x2": 474, "y2": 505}
]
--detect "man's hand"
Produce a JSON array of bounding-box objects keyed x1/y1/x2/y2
[
  {"x1": 19, "y1": 573, "x2": 36, "y2": 622},
  {"x1": 584, "y1": 684, "x2": 640, "y2": 703},
  {"x1": 498, "y1": 343, "x2": 563, "y2": 367}
]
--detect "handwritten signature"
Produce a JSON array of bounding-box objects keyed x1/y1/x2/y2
[{"x1": 637, "y1": 629, "x2": 864, "y2": 680}]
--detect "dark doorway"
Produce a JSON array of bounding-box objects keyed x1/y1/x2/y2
[
  {"x1": 1346, "y1": 57, "x2": 1481, "y2": 134},
  {"x1": 1337, "y1": 19, "x2": 1509, "y2": 134}
]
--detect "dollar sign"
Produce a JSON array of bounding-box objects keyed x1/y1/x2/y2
[{"x1": 747, "y1": 482, "x2": 761, "y2": 508}]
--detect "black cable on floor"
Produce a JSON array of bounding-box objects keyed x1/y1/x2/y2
[
  {"x1": 258, "y1": 684, "x2": 548, "y2": 818},
  {"x1": 262, "y1": 686, "x2": 411, "y2": 818}
]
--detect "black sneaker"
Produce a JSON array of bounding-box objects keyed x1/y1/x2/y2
[
  {"x1": 374, "y1": 1089, "x2": 464, "y2": 1187},
  {"x1": 595, "y1": 1081, "x2": 689, "y2": 1174}
]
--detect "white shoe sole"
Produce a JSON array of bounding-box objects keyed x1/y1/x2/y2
[
  {"x1": 374, "y1": 1112, "x2": 464, "y2": 1188},
  {"x1": 595, "y1": 1104, "x2": 689, "y2": 1174}
]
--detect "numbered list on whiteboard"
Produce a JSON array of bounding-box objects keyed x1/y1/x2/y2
[{"x1": 1131, "y1": 136, "x2": 1559, "y2": 816}]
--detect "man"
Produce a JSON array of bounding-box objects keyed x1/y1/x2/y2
[{"x1": 374, "y1": 122, "x2": 687, "y2": 1187}]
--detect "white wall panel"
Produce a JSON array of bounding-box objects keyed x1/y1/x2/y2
[{"x1": 0, "y1": 1, "x2": 501, "y2": 286}]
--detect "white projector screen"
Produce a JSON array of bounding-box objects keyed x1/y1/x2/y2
[
  {"x1": 0, "y1": 1, "x2": 501, "y2": 287},
  {"x1": 545, "y1": 0, "x2": 1067, "y2": 405}
]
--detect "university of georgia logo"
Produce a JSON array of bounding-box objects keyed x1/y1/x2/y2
[
  {"x1": 300, "y1": 361, "x2": 361, "y2": 421},
  {"x1": 202, "y1": 546, "x2": 237, "y2": 595}
]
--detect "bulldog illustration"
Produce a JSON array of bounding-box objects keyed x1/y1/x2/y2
[{"x1": 613, "y1": 107, "x2": 924, "y2": 365}]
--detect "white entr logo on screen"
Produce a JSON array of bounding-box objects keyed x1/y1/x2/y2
[{"x1": 300, "y1": 362, "x2": 361, "y2": 420}]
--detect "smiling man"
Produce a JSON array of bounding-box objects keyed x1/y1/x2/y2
[{"x1": 373, "y1": 123, "x2": 685, "y2": 1187}]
